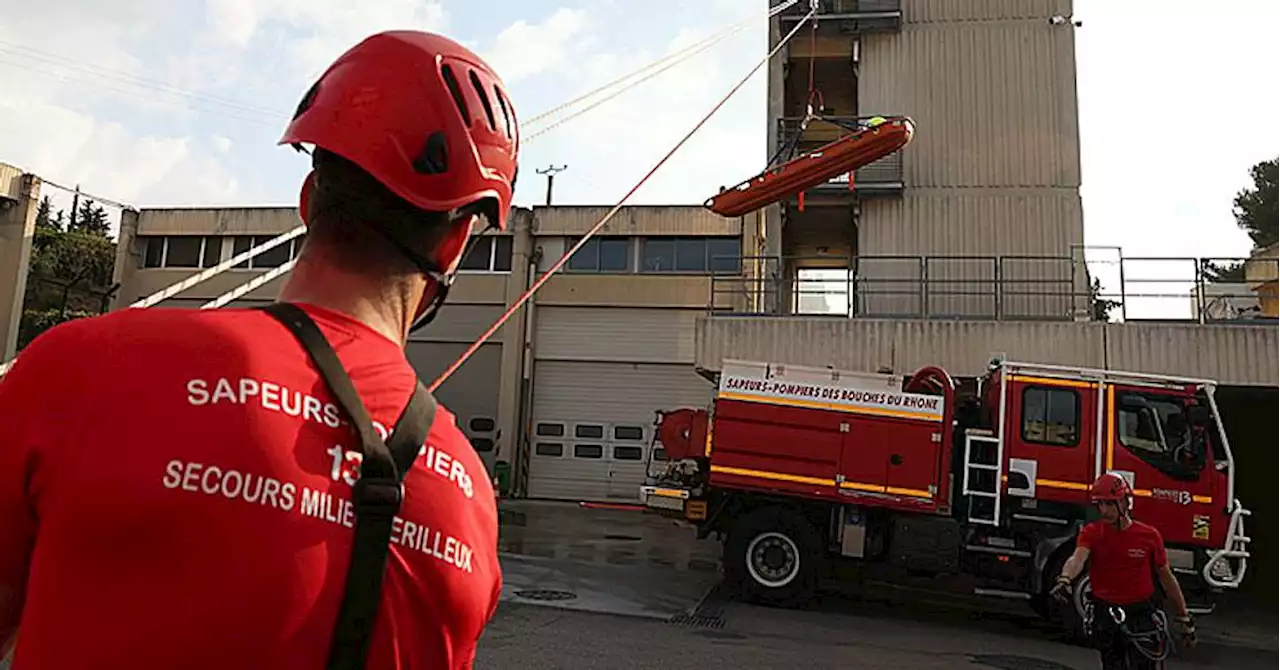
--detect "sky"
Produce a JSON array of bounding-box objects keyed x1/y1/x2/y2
[{"x1": 1, "y1": 0, "x2": 1277, "y2": 309}]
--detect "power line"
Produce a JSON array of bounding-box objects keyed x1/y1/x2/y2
[
  {"x1": 0, "y1": 39, "x2": 284, "y2": 118},
  {"x1": 36, "y1": 179, "x2": 133, "y2": 211}
]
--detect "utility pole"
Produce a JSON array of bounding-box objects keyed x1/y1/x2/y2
[{"x1": 536, "y1": 165, "x2": 567, "y2": 206}]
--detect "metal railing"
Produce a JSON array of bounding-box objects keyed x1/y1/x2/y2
[
  {"x1": 779, "y1": 0, "x2": 903, "y2": 31},
  {"x1": 710, "y1": 253, "x2": 1279, "y2": 325}
]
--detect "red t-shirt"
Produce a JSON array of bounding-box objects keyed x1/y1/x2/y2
[
  {"x1": 0, "y1": 303, "x2": 499, "y2": 669},
  {"x1": 1077, "y1": 518, "x2": 1168, "y2": 605}
]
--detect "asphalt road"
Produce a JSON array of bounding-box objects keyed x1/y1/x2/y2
[{"x1": 477, "y1": 597, "x2": 1277, "y2": 670}]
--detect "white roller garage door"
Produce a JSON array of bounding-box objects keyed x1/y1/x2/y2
[
  {"x1": 527, "y1": 360, "x2": 713, "y2": 502},
  {"x1": 405, "y1": 341, "x2": 503, "y2": 474}
]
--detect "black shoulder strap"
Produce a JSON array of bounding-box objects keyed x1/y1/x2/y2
[{"x1": 259, "y1": 302, "x2": 438, "y2": 670}]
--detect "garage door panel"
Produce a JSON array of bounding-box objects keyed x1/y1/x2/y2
[
  {"x1": 528, "y1": 361, "x2": 712, "y2": 502},
  {"x1": 405, "y1": 342, "x2": 502, "y2": 470},
  {"x1": 535, "y1": 307, "x2": 698, "y2": 362}
]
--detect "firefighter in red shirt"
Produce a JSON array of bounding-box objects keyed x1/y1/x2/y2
[
  {"x1": 1053, "y1": 473, "x2": 1197, "y2": 669},
  {"x1": 0, "y1": 30, "x2": 518, "y2": 669}
]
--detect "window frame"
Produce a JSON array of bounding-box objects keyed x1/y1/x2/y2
[
  {"x1": 230, "y1": 234, "x2": 306, "y2": 270},
  {"x1": 1019, "y1": 385, "x2": 1082, "y2": 448},
  {"x1": 565, "y1": 236, "x2": 633, "y2": 273},
  {"x1": 639, "y1": 235, "x2": 741, "y2": 275},
  {"x1": 141, "y1": 235, "x2": 224, "y2": 270},
  {"x1": 457, "y1": 234, "x2": 514, "y2": 274},
  {"x1": 1114, "y1": 390, "x2": 1205, "y2": 482}
]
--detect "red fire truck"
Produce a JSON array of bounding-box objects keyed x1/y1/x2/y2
[{"x1": 641, "y1": 357, "x2": 1252, "y2": 637}]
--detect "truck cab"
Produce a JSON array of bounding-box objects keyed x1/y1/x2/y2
[{"x1": 971, "y1": 361, "x2": 1251, "y2": 620}]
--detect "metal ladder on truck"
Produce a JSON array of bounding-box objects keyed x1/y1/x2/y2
[{"x1": 962, "y1": 428, "x2": 1004, "y2": 525}]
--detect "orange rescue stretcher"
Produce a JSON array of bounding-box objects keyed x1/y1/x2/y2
[{"x1": 703, "y1": 115, "x2": 915, "y2": 218}]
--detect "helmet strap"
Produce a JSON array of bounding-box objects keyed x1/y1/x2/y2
[{"x1": 369, "y1": 210, "x2": 490, "y2": 336}]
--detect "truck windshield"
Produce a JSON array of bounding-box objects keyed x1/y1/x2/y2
[{"x1": 1116, "y1": 391, "x2": 1206, "y2": 481}]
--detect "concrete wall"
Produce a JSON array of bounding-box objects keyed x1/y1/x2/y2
[
  {"x1": 695, "y1": 316, "x2": 1280, "y2": 387},
  {"x1": 0, "y1": 164, "x2": 39, "y2": 360}
]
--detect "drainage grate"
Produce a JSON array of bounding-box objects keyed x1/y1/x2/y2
[
  {"x1": 669, "y1": 612, "x2": 726, "y2": 629},
  {"x1": 603, "y1": 534, "x2": 643, "y2": 541},
  {"x1": 669, "y1": 582, "x2": 730, "y2": 629},
  {"x1": 970, "y1": 655, "x2": 1077, "y2": 670},
  {"x1": 514, "y1": 589, "x2": 577, "y2": 602}
]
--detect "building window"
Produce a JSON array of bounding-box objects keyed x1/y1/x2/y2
[
  {"x1": 535, "y1": 423, "x2": 565, "y2": 437},
  {"x1": 534, "y1": 443, "x2": 564, "y2": 457},
  {"x1": 613, "y1": 446, "x2": 643, "y2": 461},
  {"x1": 574, "y1": 424, "x2": 605, "y2": 439},
  {"x1": 1116, "y1": 392, "x2": 1204, "y2": 481},
  {"x1": 574, "y1": 444, "x2": 604, "y2": 459},
  {"x1": 614, "y1": 426, "x2": 644, "y2": 441},
  {"x1": 458, "y1": 235, "x2": 513, "y2": 273},
  {"x1": 140, "y1": 235, "x2": 223, "y2": 269},
  {"x1": 231, "y1": 235, "x2": 306, "y2": 270},
  {"x1": 566, "y1": 236, "x2": 632, "y2": 272},
  {"x1": 640, "y1": 236, "x2": 740, "y2": 274},
  {"x1": 1020, "y1": 386, "x2": 1080, "y2": 447}
]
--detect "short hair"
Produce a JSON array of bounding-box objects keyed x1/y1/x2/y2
[{"x1": 301, "y1": 148, "x2": 454, "y2": 276}]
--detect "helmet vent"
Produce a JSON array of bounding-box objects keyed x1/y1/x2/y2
[
  {"x1": 440, "y1": 64, "x2": 472, "y2": 127},
  {"x1": 292, "y1": 80, "x2": 321, "y2": 120},
  {"x1": 494, "y1": 85, "x2": 514, "y2": 139},
  {"x1": 468, "y1": 70, "x2": 498, "y2": 132},
  {"x1": 412, "y1": 131, "x2": 450, "y2": 175}
]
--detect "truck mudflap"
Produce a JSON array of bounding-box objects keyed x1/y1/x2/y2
[{"x1": 1203, "y1": 497, "x2": 1251, "y2": 589}]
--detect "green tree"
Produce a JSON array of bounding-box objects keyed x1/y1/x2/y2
[
  {"x1": 1201, "y1": 260, "x2": 1246, "y2": 283},
  {"x1": 71, "y1": 199, "x2": 111, "y2": 237},
  {"x1": 1089, "y1": 276, "x2": 1120, "y2": 322},
  {"x1": 34, "y1": 196, "x2": 55, "y2": 230},
  {"x1": 19, "y1": 200, "x2": 119, "y2": 350},
  {"x1": 1233, "y1": 157, "x2": 1278, "y2": 249}
]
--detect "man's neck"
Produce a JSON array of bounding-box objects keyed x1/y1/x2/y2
[{"x1": 276, "y1": 257, "x2": 421, "y2": 345}]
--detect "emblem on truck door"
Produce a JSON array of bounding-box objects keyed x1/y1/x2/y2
[{"x1": 1152, "y1": 488, "x2": 1192, "y2": 505}]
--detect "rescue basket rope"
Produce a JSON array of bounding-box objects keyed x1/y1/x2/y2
[
  {"x1": 523, "y1": 0, "x2": 800, "y2": 129},
  {"x1": 426, "y1": 3, "x2": 821, "y2": 392}
]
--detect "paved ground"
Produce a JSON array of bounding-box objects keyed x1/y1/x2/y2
[
  {"x1": 477, "y1": 600, "x2": 1277, "y2": 669},
  {"x1": 488, "y1": 500, "x2": 1279, "y2": 669}
]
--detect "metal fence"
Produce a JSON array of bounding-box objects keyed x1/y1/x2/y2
[{"x1": 710, "y1": 253, "x2": 1279, "y2": 325}]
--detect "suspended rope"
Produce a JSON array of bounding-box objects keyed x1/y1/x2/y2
[
  {"x1": 523, "y1": 0, "x2": 798, "y2": 129},
  {"x1": 524, "y1": 0, "x2": 800, "y2": 141},
  {"x1": 132, "y1": 228, "x2": 305, "y2": 309},
  {"x1": 427, "y1": 3, "x2": 820, "y2": 392},
  {"x1": 201, "y1": 259, "x2": 298, "y2": 309}
]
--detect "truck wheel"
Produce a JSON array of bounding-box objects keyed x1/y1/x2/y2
[{"x1": 724, "y1": 506, "x2": 821, "y2": 607}]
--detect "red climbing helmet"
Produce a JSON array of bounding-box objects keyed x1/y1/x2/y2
[
  {"x1": 280, "y1": 30, "x2": 520, "y2": 230},
  {"x1": 1090, "y1": 472, "x2": 1133, "y2": 503}
]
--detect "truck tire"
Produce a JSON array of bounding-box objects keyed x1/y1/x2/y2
[{"x1": 723, "y1": 506, "x2": 821, "y2": 607}]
